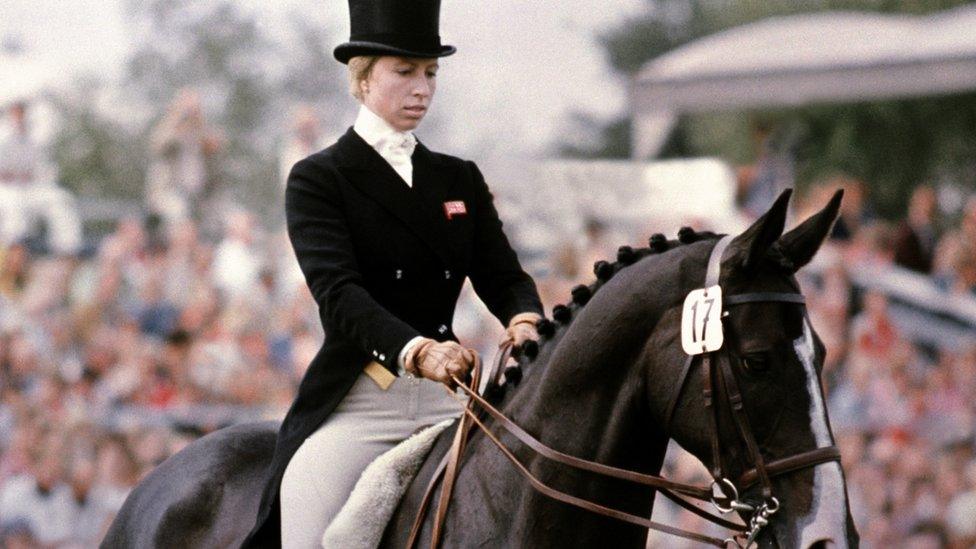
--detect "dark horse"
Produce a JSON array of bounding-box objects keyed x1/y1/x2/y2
[{"x1": 103, "y1": 190, "x2": 859, "y2": 548}]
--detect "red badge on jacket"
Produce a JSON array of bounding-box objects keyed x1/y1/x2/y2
[{"x1": 444, "y1": 200, "x2": 467, "y2": 220}]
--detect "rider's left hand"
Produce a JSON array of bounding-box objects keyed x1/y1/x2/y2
[{"x1": 505, "y1": 312, "x2": 542, "y2": 347}]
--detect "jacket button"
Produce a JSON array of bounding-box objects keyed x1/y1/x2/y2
[
  {"x1": 379, "y1": 354, "x2": 386, "y2": 361},
  {"x1": 438, "y1": 324, "x2": 448, "y2": 334},
  {"x1": 395, "y1": 269, "x2": 403, "y2": 280},
  {"x1": 372, "y1": 350, "x2": 378, "y2": 357},
  {"x1": 444, "y1": 270, "x2": 451, "y2": 279}
]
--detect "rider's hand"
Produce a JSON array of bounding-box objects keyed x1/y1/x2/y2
[
  {"x1": 505, "y1": 312, "x2": 542, "y2": 347},
  {"x1": 406, "y1": 339, "x2": 477, "y2": 388}
]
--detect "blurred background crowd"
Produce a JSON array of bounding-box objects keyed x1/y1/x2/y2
[{"x1": 3, "y1": 0, "x2": 976, "y2": 547}]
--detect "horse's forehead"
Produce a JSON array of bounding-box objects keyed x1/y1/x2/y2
[
  {"x1": 731, "y1": 300, "x2": 806, "y2": 344},
  {"x1": 725, "y1": 274, "x2": 806, "y2": 344},
  {"x1": 721, "y1": 257, "x2": 796, "y2": 289}
]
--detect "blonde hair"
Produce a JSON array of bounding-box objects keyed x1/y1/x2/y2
[{"x1": 348, "y1": 55, "x2": 380, "y2": 101}]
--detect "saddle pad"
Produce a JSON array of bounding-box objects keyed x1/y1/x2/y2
[{"x1": 321, "y1": 419, "x2": 454, "y2": 548}]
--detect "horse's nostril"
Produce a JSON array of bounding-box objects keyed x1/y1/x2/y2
[{"x1": 807, "y1": 539, "x2": 835, "y2": 549}]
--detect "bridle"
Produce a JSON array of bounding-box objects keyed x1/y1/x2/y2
[
  {"x1": 408, "y1": 235, "x2": 842, "y2": 549},
  {"x1": 661, "y1": 235, "x2": 841, "y2": 546}
]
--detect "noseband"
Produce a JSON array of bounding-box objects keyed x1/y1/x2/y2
[{"x1": 409, "y1": 236, "x2": 842, "y2": 549}]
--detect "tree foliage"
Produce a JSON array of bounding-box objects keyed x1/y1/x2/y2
[
  {"x1": 49, "y1": 78, "x2": 147, "y2": 202},
  {"x1": 51, "y1": 0, "x2": 348, "y2": 226},
  {"x1": 566, "y1": 0, "x2": 976, "y2": 217}
]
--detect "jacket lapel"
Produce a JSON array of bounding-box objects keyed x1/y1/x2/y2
[
  {"x1": 334, "y1": 128, "x2": 454, "y2": 266},
  {"x1": 411, "y1": 139, "x2": 459, "y2": 231},
  {"x1": 411, "y1": 141, "x2": 456, "y2": 206}
]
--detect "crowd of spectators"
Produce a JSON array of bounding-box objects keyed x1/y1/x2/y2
[
  {"x1": 1, "y1": 94, "x2": 974, "y2": 547},
  {"x1": 801, "y1": 180, "x2": 976, "y2": 548},
  {"x1": 0, "y1": 211, "x2": 321, "y2": 545}
]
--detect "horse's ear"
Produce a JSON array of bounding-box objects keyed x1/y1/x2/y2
[
  {"x1": 732, "y1": 189, "x2": 792, "y2": 272},
  {"x1": 774, "y1": 189, "x2": 843, "y2": 272}
]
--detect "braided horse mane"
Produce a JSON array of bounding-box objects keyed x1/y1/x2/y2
[{"x1": 486, "y1": 227, "x2": 722, "y2": 401}]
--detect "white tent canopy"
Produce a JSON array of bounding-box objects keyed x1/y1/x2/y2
[{"x1": 631, "y1": 6, "x2": 976, "y2": 158}]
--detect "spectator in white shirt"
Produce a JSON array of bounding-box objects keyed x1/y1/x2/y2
[
  {"x1": 0, "y1": 450, "x2": 75, "y2": 545},
  {"x1": 0, "y1": 99, "x2": 82, "y2": 257}
]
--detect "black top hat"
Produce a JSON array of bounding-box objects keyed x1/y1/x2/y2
[{"x1": 334, "y1": 0, "x2": 456, "y2": 64}]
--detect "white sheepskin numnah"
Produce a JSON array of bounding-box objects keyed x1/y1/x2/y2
[{"x1": 321, "y1": 419, "x2": 454, "y2": 549}]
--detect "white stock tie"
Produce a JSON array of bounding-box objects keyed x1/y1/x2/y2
[{"x1": 384, "y1": 132, "x2": 416, "y2": 164}]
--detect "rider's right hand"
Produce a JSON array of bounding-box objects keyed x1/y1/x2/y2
[{"x1": 406, "y1": 338, "x2": 476, "y2": 388}]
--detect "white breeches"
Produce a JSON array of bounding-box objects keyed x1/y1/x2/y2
[{"x1": 279, "y1": 371, "x2": 462, "y2": 549}]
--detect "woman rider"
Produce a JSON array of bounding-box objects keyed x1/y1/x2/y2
[{"x1": 243, "y1": 0, "x2": 544, "y2": 546}]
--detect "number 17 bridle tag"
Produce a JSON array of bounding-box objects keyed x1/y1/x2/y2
[{"x1": 681, "y1": 285, "x2": 724, "y2": 355}]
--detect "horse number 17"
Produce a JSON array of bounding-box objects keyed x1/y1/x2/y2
[{"x1": 681, "y1": 286, "x2": 724, "y2": 355}]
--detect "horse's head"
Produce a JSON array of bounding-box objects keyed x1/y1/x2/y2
[{"x1": 645, "y1": 190, "x2": 859, "y2": 548}]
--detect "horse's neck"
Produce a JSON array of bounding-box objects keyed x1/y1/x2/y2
[
  {"x1": 459, "y1": 256, "x2": 696, "y2": 544},
  {"x1": 505, "y1": 249, "x2": 701, "y2": 461},
  {"x1": 509, "y1": 329, "x2": 654, "y2": 467},
  {"x1": 417, "y1": 246, "x2": 715, "y2": 547}
]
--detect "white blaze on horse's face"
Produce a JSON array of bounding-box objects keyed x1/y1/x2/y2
[{"x1": 792, "y1": 318, "x2": 849, "y2": 549}]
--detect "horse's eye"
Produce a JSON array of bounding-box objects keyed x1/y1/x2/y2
[{"x1": 741, "y1": 355, "x2": 770, "y2": 373}]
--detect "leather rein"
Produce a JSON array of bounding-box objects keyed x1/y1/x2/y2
[{"x1": 407, "y1": 236, "x2": 841, "y2": 549}]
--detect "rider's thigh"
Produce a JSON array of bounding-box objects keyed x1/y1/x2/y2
[
  {"x1": 280, "y1": 371, "x2": 429, "y2": 548},
  {"x1": 414, "y1": 377, "x2": 465, "y2": 428}
]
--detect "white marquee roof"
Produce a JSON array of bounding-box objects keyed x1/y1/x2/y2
[
  {"x1": 640, "y1": 7, "x2": 976, "y2": 84},
  {"x1": 632, "y1": 6, "x2": 976, "y2": 157}
]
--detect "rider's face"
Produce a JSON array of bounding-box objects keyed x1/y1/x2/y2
[{"x1": 361, "y1": 56, "x2": 438, "y2": 132}]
